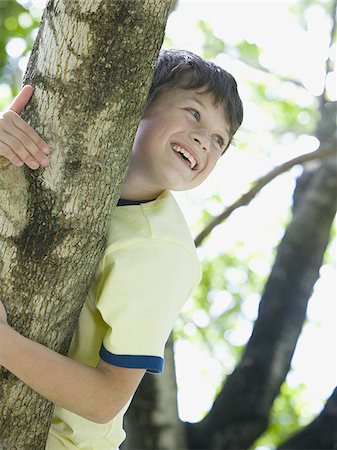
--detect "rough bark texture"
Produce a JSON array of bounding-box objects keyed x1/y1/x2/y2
[
  {"x1": 186, "y1": 154, "x2": 337, "y2": 449},
  {"x1": 0, "y1": 1, "x2": 171, "y2": 448},
  {"x1": 123, "y1": 336, "x2": 187, "y2": 450}
]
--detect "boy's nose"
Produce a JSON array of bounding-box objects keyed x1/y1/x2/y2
[{"x1": 193, "y1": 130, "x2": 210, "y2": 152}]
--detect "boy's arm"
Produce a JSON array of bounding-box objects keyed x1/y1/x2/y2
[
  {"x1": 0, "y1": 302, "x2": 145, "y2": 424},
  {"x1": 0, "y1": 85, "x2": 50, "y2": 170},
  {"x1": 0, "y1": 90, "x2": 145, "y2": 422}
]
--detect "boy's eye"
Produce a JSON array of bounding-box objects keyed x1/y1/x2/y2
[
  {"x1": 214, "y1": 135, "x2": 224, "y2": 148},
  {"x1": 188, "y1": 109, "x2": 200, "y2": 120}
]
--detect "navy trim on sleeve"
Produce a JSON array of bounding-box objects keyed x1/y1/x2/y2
[{"x1": 99, "y1": 344, "x2": 164, "y2": 374}]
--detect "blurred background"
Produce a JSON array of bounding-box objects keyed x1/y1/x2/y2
[{"x1": 0, "y1": 1, "x2": 336, "y2": 448}]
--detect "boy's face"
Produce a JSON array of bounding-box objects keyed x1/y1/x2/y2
[{"x1": 121, "y1": 87, "x2": 230, "y2": 200}]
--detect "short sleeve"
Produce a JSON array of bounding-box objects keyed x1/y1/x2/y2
[{"x1": 95, "y1": 239, "x2": 201, "y2": 374}]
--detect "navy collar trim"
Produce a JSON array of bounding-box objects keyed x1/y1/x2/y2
[{"x1": 117, "y1": 198, "x2": 156, "y2": 206}]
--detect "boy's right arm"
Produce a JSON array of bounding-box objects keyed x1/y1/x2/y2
[
  {"x1": 0, "y1": 85, "x2": 50, "y2": 170},
  {"x1": 0, "y1": 300, "x2": 145, "y2": 424}
]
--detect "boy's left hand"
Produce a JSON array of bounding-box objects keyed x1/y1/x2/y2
[{"x1": 0, "y1": 300, "x2": 8, "y2": 324}]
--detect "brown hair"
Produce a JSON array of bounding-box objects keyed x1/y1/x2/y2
[{"x1": 145, "y1": 49, "x2": 243, "y2": 150}]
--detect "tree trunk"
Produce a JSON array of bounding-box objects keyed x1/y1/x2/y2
[
  {"x1": 186, "y1": 155, "x2": 337, "y2": 449},
  {"x1": 123, "y1": 336, "x2": 187, "y2": 450},
  {"x1": 0, "y1": 1, "x2": 171, "y2": 448},
  {"x1": 277, "y1": 387, "x2": 337, "y2": 450},
  {"x1": 121, "y1": 2, "x2": 336, "y2": 447}
]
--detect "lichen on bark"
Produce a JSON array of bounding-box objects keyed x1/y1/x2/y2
[{"x1": 0, "y1": 1, "x2": 171, "y2": 448}]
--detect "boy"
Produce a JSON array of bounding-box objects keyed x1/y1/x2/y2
[{"x1": 0, "y1": 49, "x2": 243, "y2": 449}]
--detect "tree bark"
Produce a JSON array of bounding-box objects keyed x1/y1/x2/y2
[
  {"x1": 277, "y1": 387, "x2": 337, "y2": 450},
  {"x1": 186, "y1": 154, "x2": 337, "y2": 449},
  {"x1": 123, "y1": 336, "x2": 187, "y2": 450},
  {"x1": 122, "y1": 2, "x2": 336, "y2": 447},
  {"x1": 0, "y1": 1, "x2": 171, "y2": 448}
]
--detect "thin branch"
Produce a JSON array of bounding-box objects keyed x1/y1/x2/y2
[
  {"x1": 194, "y1": 144, "x2": 336, "y2": 247},
  {"x1": 188, "y1": 158, "x2": 337, "y2": 450}
]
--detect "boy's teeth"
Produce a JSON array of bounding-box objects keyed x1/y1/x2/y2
[{"x1": 172, "y1": 145, "x2": 197, "y2": 169}]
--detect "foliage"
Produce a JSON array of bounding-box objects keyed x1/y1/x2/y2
[
  {"x1": 174, "y1": 0, "x2": 336, "y2": 443},
  {"x1": 1, "y1": 1, "x2": 335, "y2": 446},
  {"x1": 290, "y1": 0, "x2": 336, "y2": 29},
  {"x1": 0, "y1": 0, "x2": 41, "y2": 108},
  {"x1": 252, "y1": 382, "x2": 316, "y2": 449},
  {"x1": 197, "y1": 20, "x2": 225, "y2": 60},
  {"x1": 175, "y1": 242, "x2": 268, "y2": 415}
]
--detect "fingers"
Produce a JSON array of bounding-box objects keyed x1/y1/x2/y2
[
  {"x1": 0, "y1": 86, "x2": 51, "y2": 170},
  {"x1": 0, "y1": 110, "x2": 50, "y2": 170},
  {"x1": 9, "y1": 85, "x2": 33, "y2": 115}
]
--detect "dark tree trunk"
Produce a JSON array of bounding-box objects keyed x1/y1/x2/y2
[
  {"x1": 111, "y1": 3, "x2": 337, "y2": 448},
  {"x1": 278, "y1": 387, "x2": 337, "y2": 450},
  {"x1": 187, "y1": 154, "x2": 337, "y2": 449},
  {"x1": 123, "y1": 336, "x2": 187, "y2": 450}
]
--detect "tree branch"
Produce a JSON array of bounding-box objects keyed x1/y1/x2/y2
[
  {"x1": 277, "y1": 387, "x2": 337, "y2": 450},
  {"x1": 187, "y1": 156, "x2": 337, "y2": 449},
  {"x1": 194, "y1": 143, "x2": 336, "y2": 247}
]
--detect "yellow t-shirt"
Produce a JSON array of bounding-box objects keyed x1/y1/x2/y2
[{"x1": 46, "y1": 190, "x2": 201, "y2": 449}]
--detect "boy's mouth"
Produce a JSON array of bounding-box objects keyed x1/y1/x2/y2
[{"x1": 171, "y1": 144, "x2": 198, "y2": 170}]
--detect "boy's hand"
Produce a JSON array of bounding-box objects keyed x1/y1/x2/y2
[
  {"x1": 0, "y1": 300, "x2": 8, "y2": 324},
  {"x1": 0, "y1": 85, "x2": 50, "y2": 170}
]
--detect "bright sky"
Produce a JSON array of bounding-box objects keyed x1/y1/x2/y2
[
  {"x1": 4, "y1": 0, "x2": 337, "y2": 436},
  {"x1": 164, "y1": 0, "x2": 336, "y2": 426}
]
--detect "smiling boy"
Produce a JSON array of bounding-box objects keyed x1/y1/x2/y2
[
  {"x1": 0, "y1": 49, "x2": 243, "y2": 449},
  {"x1": 123, "y1": 88, "x2": 230, "y2": 199}
]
